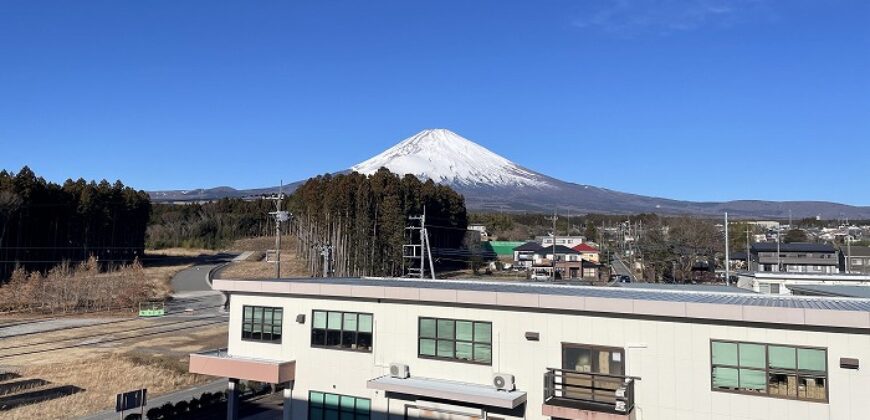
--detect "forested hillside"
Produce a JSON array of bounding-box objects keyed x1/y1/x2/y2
[
  {"x1": 147, "y1": 198, "x2": 276, "y2": 249},
  {"x1": 0, "y1": 167, "x2": 151, "y2": 280}
]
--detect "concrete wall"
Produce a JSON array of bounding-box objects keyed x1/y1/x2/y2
[{"x1": 227, "y1": 293, "x2": 870, "y2": 420}]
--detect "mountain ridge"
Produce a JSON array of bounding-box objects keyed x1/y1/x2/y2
[{"x1": 148, "y1": 129, "x2": 870, "y2": 219}]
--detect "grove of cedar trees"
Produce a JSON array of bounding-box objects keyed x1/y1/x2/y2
[
  {"x1": 0, "y1": 167, "x2": 151, "y2": 281},
  {"x1": 289, "y1": 169, "x2": 468, "y2": 277}
]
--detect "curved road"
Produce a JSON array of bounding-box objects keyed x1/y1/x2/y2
[{"x1": 167, "y1": 252, "x2": 238, "y2": 315}]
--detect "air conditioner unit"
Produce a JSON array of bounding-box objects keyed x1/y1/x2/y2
[
  {"x1": 492, "y1": 373, "x2": 515, "y2": 391},
  {"x1": 389, "y1": 363, "x2": 410, "y2": 379}
]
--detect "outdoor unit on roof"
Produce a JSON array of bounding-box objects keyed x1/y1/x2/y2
[
  {"x1": 389, "y1": 363, "x2": 410, "y2": 379},
  {"x1": 492, "y1": 373, "x2": 515, "y2": 391}
]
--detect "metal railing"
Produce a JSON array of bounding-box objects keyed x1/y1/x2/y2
[{"x1": 544, "y1": 368, "x2": 637, "y2": 414}]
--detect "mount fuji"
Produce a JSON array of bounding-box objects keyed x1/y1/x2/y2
[{"x1": 149, "y1": 129, "x2": 870, "y2": 218}]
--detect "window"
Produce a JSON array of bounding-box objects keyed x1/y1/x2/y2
[
  {"x1": 311, "y1": 310, "x2": 373, "y2": 352},
  {"x1": 242, "y1": 306, "x2": 283, "y2": 343},
  {"x1": 308, "y1": 391, "x2": 370, "y2": 420},
  {"x1": 770, "y1": 284, "x2": 781, "y2": 294},
  {"x1": 711, "y1": 340, "x2": 827, "y2": 402},
  {"x1": 418, "y1": 317, "x2": 492, "y2": 364}
]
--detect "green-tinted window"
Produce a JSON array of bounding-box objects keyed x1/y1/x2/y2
[
  {"x1": 419, "y1": 338, "x2": 436, "y2": 356},
  {"x1": 739, "y1": 369, "x2": 766, "y2": 391},
  {"x1": 418, "y1": 317, "x2": 492, "y2": 365},
  {"x1": 712, "y1": 342, "x2": 738, "y2": 366},
  {"x1": 419, "y1": 318, "x2": 437, "y2": 338},
  {"x1": 308, "y1": 392, "x2": 370, "y2": 420},
  {"x1": 739, "y1": 343, "x2": 765, "y2": 369},
  {"x1": 712, "y1": 367, "x2": 738, "y2": 389},
  {"x1": 768, "y1": 346, "x2": 796, "y2": 370},
  {"x1": 711, "y1": 340, "x2": 828, "y2": 402},
  {"x1": 437, "y1": 319, "x2": 454, "y2": 339},
  {"x1": 311, "y1": 310, "x2": 373, "y2": 352},
  {"x1": 327, "y1": 312, "x2": 342, "y2": 330},
  {"x1": 313, "y1": 311, "x2": 327, "y2": 329},
  {"x1": 358, "y1": 314, "x2": 373, "y2": 333},
  {"x1": 798, "y1": 348, "x2": 826, "y2": 372},
  {"x1": 456, "y1": 321, "x2": 473, "y2": 341},
  {"x1": 474, "y1": 322, "x2": 492, "y2": 343}
]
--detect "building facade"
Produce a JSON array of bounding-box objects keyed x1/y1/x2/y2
[
  {"x1": 192, "y1": 277, "x2": 870, "y2": 420},
  {"x1": 750, "y1": 243, "x2": 840, "y2": 274},
  {"x1": 842, "y1": 246, "x2": 870, "y2": 275}
]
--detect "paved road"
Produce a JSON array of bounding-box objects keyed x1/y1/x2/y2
[
  {"x1": 170, "y1": 253, "x2": 238, "y2": 293},
  {"x1": 611, "y1": 255, "x2": 634, "y2": 281}
]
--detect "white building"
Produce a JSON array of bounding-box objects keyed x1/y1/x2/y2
[
  {"x1": 537, "y1": 236, "x2": 585, "y2": 248},
  {"x1": 191, "y1": 277, "x2": 870, "y2": 420},
  {"x1": 737, "y1": 271, "x2": 870, "y2": 295}
]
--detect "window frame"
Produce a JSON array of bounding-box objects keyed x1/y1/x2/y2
[
  {"x1": 709, "y1": 339, "x2": 828, "y2": 403},
  {"x1": 310, "y1": 310, "x2": 374, "y2": 353},
  {"x1": 307, "y1": 391, "x2": 371, "y2": 420},
  {"x1": 241, "y1": 305, "x2": 283, "y2": 344},
  {"x1": 417, "y1": 317, "x2": 493, "y2": 365}
]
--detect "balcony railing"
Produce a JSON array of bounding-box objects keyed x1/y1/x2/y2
[{"x1": 543, "y1": 368, "x2": 637, "y2": 415}]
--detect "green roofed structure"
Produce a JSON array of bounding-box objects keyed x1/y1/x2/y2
[{"x1": 488, "y1": 241, "x2": 526, "y2": 257}]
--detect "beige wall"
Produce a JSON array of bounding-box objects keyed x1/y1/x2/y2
[{"x1": 227, "y1": 293, "x2": 870, "y2": 420}]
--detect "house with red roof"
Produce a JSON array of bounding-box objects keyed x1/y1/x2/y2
[{"x1": 572, "y1": 243, "x2": 601, "y2": 264}]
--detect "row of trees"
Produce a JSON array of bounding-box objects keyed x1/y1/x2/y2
[
  {"x1": 147, "y1": 199, "x2": 277, "y2": 249},
  {"x1": 0, "y1": 167, "x2": 151, "y2": 281},
  {"x1": 289, "y1": 169, "x2": 468, "y2": 277}
]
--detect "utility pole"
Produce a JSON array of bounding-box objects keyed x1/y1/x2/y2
[
  {"x1": 746, "y1": 225, "x2": 752, "y2": 272},
  {"x1": 546, "y1": 211, "x2": 558, "y2": 280},
  {"x1": 404, "y1": 209, "x2": 435, "y2": 280},
  {"x1": 724, "y1": 213, "x2": 730, "y2": 285},
  {"x1": 846, "y1": 235, "x2": 852, "y2": 274},
  {"x1": 320, "y1": 244, "x2": 333, "y2": 277},
  {"x1": 267, "y1": 181, "x2": 289, "y2": 278},
  {"x1": 776, "y1": 223, "x2": 782, "y2": 272}
]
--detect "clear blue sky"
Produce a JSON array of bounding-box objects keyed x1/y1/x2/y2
[{"x1": 1, "y1": 1, "x2": 868, "y2": 204}]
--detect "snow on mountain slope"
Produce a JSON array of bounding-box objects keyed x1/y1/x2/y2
[{"x1": 351, "y1": 129, "x2": 555, "y2": 189}]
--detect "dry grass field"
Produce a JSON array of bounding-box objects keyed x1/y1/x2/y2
[
  {"x1": 0, "y1": 320, "x2": 227, "y2": 419},
  {"x1": 218, "y1": 236, "x2": 310, "y2": 279}
]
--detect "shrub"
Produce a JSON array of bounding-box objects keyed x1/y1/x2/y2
[
  {"x1": 146, "y1": 407, "x2": 163, "y2": 420},
  {"x1": 199, "y1": 391, "x2": 213, "y2": 405},
  {"x1": 189, "y1": 397, "x2": 201, "y2": 411},
  {"x1": 174, "y1": 400, "x2": 189, "y2": 414},
  {"x1": 160, "y1": 402, "x2": 175, "y2": 418}
]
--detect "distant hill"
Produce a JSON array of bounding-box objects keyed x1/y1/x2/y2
[{"x1": 149, "y1": 129, "x2": 870, "y2": 219}]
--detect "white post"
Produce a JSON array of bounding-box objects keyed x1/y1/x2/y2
[{"x1": 725, "y1": 212, "x2": 730, "y2": 285}]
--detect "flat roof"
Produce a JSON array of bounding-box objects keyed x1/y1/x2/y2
[
  {"x1": 213, "y1": 277, "x2": 870, "y2": 330},
  {"x1": 614, "y1": 282, "x2": 757, "y2": 294},
  {"x1": 787, "y1": 284, "x2": 870, "y2": 299},
  {"x1": 367, "y1": 375, "x2": 527, "y2": 409}
]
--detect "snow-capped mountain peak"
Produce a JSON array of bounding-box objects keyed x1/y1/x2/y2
[{"x1": 351, "y1": 129, "x2": 553, "y2": 188}]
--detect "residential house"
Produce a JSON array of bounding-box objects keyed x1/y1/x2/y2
[
  {"x1": 571, "y1": 243, "x2": 600, "y2": 264},
  {"x1": 750, "y1": 242, "x2": 840, "y2": 274},
  {"x1": 191, "y1": 276, "x2": 870, "y2": 420},
  {"x1": 536, "y1": 235, "x2": 585, "y2": 248},
  {"x1": 468, "y1": 224, "x2": 489, "y2": 241},
  {"x1": 841, "y1": 245, "x2": 870, "y2": 275},
  {"x1": 512, "y1": 241, "x2": 543, "y2": 269}
]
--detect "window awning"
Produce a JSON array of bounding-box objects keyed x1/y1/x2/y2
[{"x1": 367, "y1": 376, "x2": 527, "y2": 409}]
